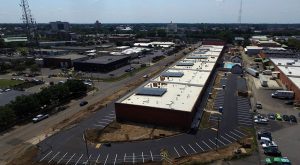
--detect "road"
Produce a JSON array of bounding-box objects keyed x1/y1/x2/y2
[{"x1": 0, "y1": 44, "x2": 199, "y2": 164}]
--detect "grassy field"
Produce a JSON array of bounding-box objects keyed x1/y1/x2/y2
[{"x1": 0, "y1": 79, "x2": 23, "y2": 88}]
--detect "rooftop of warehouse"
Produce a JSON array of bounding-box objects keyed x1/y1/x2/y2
[
  {"x1": 51, "y1": 54, "x2": 87, "y2": 60},
  {"x1": 118, "y1": 44, "x2": 223, "y2": 112},
  {"x1": 79, "y1": 55, "x2": 129, "y2": 64}
]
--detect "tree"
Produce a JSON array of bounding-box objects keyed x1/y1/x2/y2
[
  {"x1": 65, "y1": 80, "x2": 87, "y2": 94},
  {"x1": 30, "y1": 64, "x2": 41, "y2": 74},
  {"x1": 9, "y1": 95, "x2": 41, "y2": 119},
  {"x1": 13, "y1": 64, "x2": 26, "y2": 73},
  {"x1": 0, "y1": 106, "x2": 16, "y2": 130}
]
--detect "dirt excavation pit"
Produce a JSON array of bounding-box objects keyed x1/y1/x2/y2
[{"x1": 86, "y1": 121, "x2": 183, "y2": 143}]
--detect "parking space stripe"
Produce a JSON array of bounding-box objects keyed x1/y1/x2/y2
[
  {"x1": 105, "y1": 116, "x2": 115, "y2": 119},
  {"x1": 48, "y1": 152, "x2": 60, "y2": 163},
  {"x1": 57, "y1": 152, "x2": 68, "y2": 164},
  {"x1": 225, "y1": 133, "x2": 237, "y2": 141},
  {"x1": 124, "y1": 153, "x2": 126, "y2": 162},
  {"x1": 95, "y1": 153, "x2": 101, "y2": 165},
  {"x1": 195, "y1": 142, "x2": 204, "y2": 151},
  {"x1": 133, "y1": 153, "x2": 135, "y2": 164},
  {"x1": 84, "y1": 155, "x2": 92, "y2": 164},
  {"x1": 150, "y1": 150, "x2": 154, "y2": 161},
  {"x1": 188, "y1": 144, "x2": 197, "y2": 153},
  {"x1": 216, "y1": 138, "x2": 226, "y2": 146},
  {"x1": 234, "y1": 129, "x2": 246, "y2": 136},
  {"x1": 98, "y1": 121, "x2": 109, "y2": 124},
  {"x1": 142, "y1": 152, "x2": 144, "y2": 163},
  {"x1": 39, "y1": 150, "x2": 52, "y2": 162},
  {"x1": 114, "y1": 154, "x2": 118, "y2": 165},
  {"x1": 221, "y1": 136, "x2": 232, "y2": 143},
  {"x1": 104, "y1": 154, "x2": 109, "y2": 165},
  {"x1": 209, "y1": 139, "x2": 217, "y2": 147},
  {"x1": 66, "y1": 153, "x2": 76, "y2": 165},
  {"x1": 202, "y1": 141, "x2": 212, "y2": 150},
  {"x1": 75, "y1": 154, "x2": 83, "y2": 165},
  {"x1": 94, "y1": 124, "x2": 105, "y2": 127},
  {"x1": 173, "y1": 147, "x2": 180, "y2": 157},
  {"x1": 181, "y1": 145, "x2": 188, "y2": 155},
  {"x1": 230, "y1": 131, "x2": 242, "y2": 138}
]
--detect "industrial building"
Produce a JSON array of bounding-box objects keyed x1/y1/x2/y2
[
  {"x1": 115, "y1": 45, "x2": 224, "y2": 129},
  {"x1": 270, "y1": 58, "x2": 300, "y2": 101},
  {"x1": 73, "y1": 55, "x2": 130, "y2": 73},
  {"x1": 260, "y1": 49, "x2": 298, "y2": 59},
  {"x1": 43, "y1": 54, "x2": 88, "y2": 68},
  {"x1": 50, "y1": 21, "x2": 70, "y2": 31}
]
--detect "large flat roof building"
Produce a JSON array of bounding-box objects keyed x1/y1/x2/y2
[
  {"x1": 115, "y1": 45, "x2": 224, "y2": 129},
  {"x1": 43, "y1": 54, "x2": 88, "y2": 68}
]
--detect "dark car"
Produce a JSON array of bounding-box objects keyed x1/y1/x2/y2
[
  {"x1": 257, "y1": 131, "x2": 272, "y2": 141},
  {"x1": 290, "y1": 115, "x2": 297, "y2": 123},
  {"x1": 267, "y1": 113, "x2": 276, "y2": 120},
  {"x1": 264, "y1": 147, "x2": 282, "y2": 157},
  {"x1": 80, "y1": 101, "x2": 88, "y2": 106},
  {"x1": 285, "y1": 100, "x2": 294, "y2": 105},
  {"x1": 282, "y1": 115, "x2": 290, "y2": 122},
  {"x1": 256, "y1": 102, "x2": 262, "y2": 109}
]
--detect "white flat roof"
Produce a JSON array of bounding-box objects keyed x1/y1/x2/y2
[
  {"x1": 118, "y1": 44, "x2": 223, "y2": 112},
  {"x1": 270, "y1": 58, "x2": 300, "y2": 89}
]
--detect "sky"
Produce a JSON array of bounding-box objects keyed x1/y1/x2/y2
[{"x1": 1, "y1": 0, "x2": 300, "y2": 24}]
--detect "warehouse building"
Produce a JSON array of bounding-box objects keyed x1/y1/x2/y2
[
  {"x1": 270, "y1": 58, "x2": 300, "y2": 101},
  {"x1": 74, "y1": 55, "x2": 130, "y2": 73},
  {"x1": 115, "y1": 45, "x2": 224, "y2": 129},
  {"x1": 43, "y1": 54, "x2": 88, "y2": 68}
]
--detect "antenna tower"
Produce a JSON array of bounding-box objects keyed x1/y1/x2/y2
[
  {"x1": 238, "y1": 0, "x2": 243, "y2": 24},
  {"x1": 20, "y1": 0, "x2": 38, "y2": 47}
]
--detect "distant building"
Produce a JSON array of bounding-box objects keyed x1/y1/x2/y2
[
  {"x1": 260, "y1": 49, "x2": 300, "y2": 59},
  {"x1": 50, "y1": 21, "x2": 70, "y2": 31},
  {"x1": 74, "y1": 55, "x2": 130, "y2": 73},
  {"x1": 167, "y1": 21, "x2": 177, "y2": 33},
  {"x1": 43, "y1": 54, "x2": 88, "y2": 68},
  {"x1": 3, "y1": 37, "x2": 28, "y2": 43}
]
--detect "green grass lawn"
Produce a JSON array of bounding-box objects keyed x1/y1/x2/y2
[{"x1": 0, "y1": 79, "x2": 23, "y2": 88}]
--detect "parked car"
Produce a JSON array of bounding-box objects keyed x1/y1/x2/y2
[
  {"x1": 256, "y1": 102, "x2": 262, "y2": 109},
  {"x1": 265, "y1": 157, "x2": 291, "y2": 165},
  {"x1": 264, "y1": 147, "x2": 282, "y2": 157},
  {"x1": 284, "y1": 100, "x2": 294, "y2": 105},
  {"x1": 125, "y1": 67, "x2": 135, "y2": 72},
  {"x1": 290, "y1": 115, "x2": 297, "y2": 123},
  {"x1": 254, "y1": 118, "x2": 269, "y2": 125},
  {"x1": 262, "y1": 141, "x2": 278, "y2": 149},
  {"x1": 267, "y1": 113, "x2": 276, "y2": 120},
  {"x1": 143, "y1": 74, "x2": 149, "y2": 78},
  {"x1": 275, "y1": 113, "x2": 282, "y2": 121},
  {"x1": 282, "y1": 115, "x2": 290, "y2": 122},
  {"x1": 80, "y1": 101, "x2": 88, "y2": 106},
  {"x1": 32, "y1": 114, "x2": 49, "y2": 123},
  {"x1": 257, "y1": 131, "x2": 272, "y2": 141}
]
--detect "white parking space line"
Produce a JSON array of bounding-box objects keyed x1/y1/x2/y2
[
  {"x1": 150, "y1": 150, "x2": 154, "y2": 161},
  {"x1": 209, "y1": 139, "x2": 217, "y2": 147},
  {"x1": 94, "y1": 124, "x2": 105, "y2": 127},
  {"x1": 181, "y1": 145, "x2": 188, "y2": 155},
  {"x1": 142, "y1": 152, "x2": 144, "y2": 163},
  {"x1": 234, "y1": 129, "x2": 246, "y2": 136},
  {"x1": 39, "y1": 150, "x2": 52, "y2": 162},
  {"x1": 104, "y1": 154, "x2": 109, "y2": 165},
  {"x1": 221, "y1": 136, "x2": 232, "y2": 143},
  {"x1": 105, "y1": 116, "x2": 115, "y2": 119},
  {"x1": 124, "y1": 153, "x2": 127, "y2": 162},
  {"x1": 188, "y1": 144, "x2": 197, "y2": 153},
  {"x1": 75, "y1": 154, "x2": 83, "y2": 165},
  {"x1": 133, "y1": 153, "x2": 135, "y2": 164},
  {"x1": 66, "y1": 153, "x2": 76, "y2": 165},
  {"x1": 84, "y1": 155, "x2": 92, "y2": 164},
  {"x1": 202, "y1": 141, "x2": 212, "y2": 150},
  {"x1": 238, "y1": 116, "x2": 252, "y2": 119},
  {"x1": 98, "y1": 121, "x2": 109, "y2": 124},
  {"x1": 239, "y1": 122, "x2": 253, "y2": 126},
  {"x1": 216, "y1": 138, "x2": 226, "y2": 146},
  {"x1": 173, "y1": 147, "x2": 180, "y2": 157},
  {"x1": 102, "y1": 118, "x2": 112, "y2": 121},
  {"x1": 225, "y1": 133, "x2": 237, "y2": 141},
  {"x1": 48, "y1": 151, "x2": 60, "y2": 163},
  {"x1": 57, "y1": 152, "x2": 68, "y2": 164},
  {"x1": 95, "y1": 153, "x2": 101, "y2": 165},
  {"x1": 114, "y1": 154, "x2": 118, "y2": 165},
  {"x1": 230, "y1": 131, "x2": 242, "y2": 138},
  {"x1": 238, "y1": 119, "x2": 253, "y2": 123},
  {"x1": 195, "y1": 142, "x2": 204, "y2": 151}
]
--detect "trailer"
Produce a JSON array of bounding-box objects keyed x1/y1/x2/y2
[
  {"x1": 271, "y1": 90, "x2": 294, "y2": 99},
  {"x1": 246, "y1": 67, "x2": 259, "y2": 77},
  {"x1": 259, "y1": 75, "x2": 268, "y2": 87}
]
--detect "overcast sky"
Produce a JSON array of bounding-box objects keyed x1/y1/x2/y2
[{"x1": 1, "y1": 0, "x2": 300, "y2": 23}]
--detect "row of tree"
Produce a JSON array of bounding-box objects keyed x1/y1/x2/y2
[{"x1": 0, "y1": 80, "x2": 88, "y2": 131}]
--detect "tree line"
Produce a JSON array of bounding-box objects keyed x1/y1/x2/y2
[{"x1": 0, "y1": 80, "x2": 88, "y2": 131}]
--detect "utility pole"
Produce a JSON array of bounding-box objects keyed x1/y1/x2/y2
[
  {"x1": 238, "y1": 0, "x2": 243, "y2": 24},
  {"x1": 83, "y1": 130, "x2": 90, "y2": 165}
]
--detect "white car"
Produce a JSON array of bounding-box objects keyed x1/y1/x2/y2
[
  {"x1": 254, "y1": 118, "x2": 268, "y2": 124},
  {"x1": 262, "y1": 141, "x2": 278, "y2": 149},
  {"x1": 32, "y1": 114, "x2": 49, "y2": 123}
]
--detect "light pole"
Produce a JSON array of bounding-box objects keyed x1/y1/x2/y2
[{"x1": 83, "y1": 130, "x2": 90, "y2": 165}]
